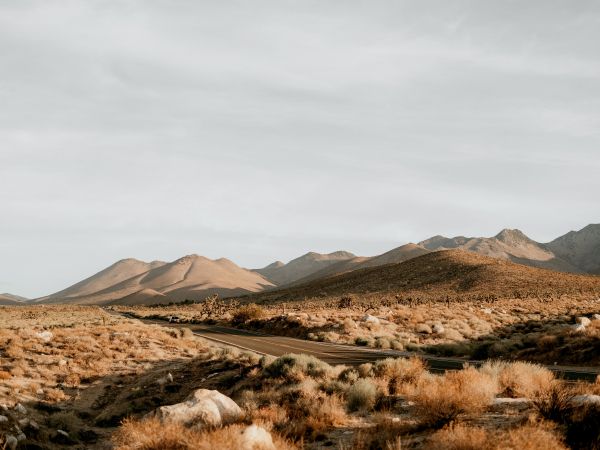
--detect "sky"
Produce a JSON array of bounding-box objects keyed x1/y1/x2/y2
[{"x1": 1, "y1": 0, "x2": 599, "y2": 297}]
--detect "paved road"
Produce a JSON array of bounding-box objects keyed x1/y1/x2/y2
[{"x1": 120, "y1": 313, "x2": 600, "y2": 381}]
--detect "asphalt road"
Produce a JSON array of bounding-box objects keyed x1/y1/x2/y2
[{"x1": 120, "y1": 313, "x2": 600, "y2": 381}]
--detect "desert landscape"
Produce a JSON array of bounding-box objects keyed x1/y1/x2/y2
[
  {"x1": 2, "y1": 1, "x2": 599, "y2": 448},
  {"x1": 2, "y1": 227, "x2": 600, "y2": 449}
]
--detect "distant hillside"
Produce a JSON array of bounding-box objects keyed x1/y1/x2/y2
[
  {"x1": 38, "y1": 255, "x2": 274, "y2": 305},
  {"x1": 293, "y1": 244, "x2": 429, "y2": 285},
  {"x1": 0, "y1": 293, "x2": 28, "y2": 306},
  {"x1": 38, "y1": 258, "x2": 166, "y2": 302},
  {"x1": 547, "y1": 224, "x2": 600, "y2": 274},
  {"x1": 243, "y1": 250, "x2": 600, "y2": 305},
  {"x1": 419, "y1": 228, "x2": 582, "y2": 273},
  {"x1": 254, "y1": 251, "x2": 356, "y2": 285}
]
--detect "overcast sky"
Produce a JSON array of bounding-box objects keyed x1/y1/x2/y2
[{"x1": 1, "y1": 1, "x2": 599, "y2": 297}]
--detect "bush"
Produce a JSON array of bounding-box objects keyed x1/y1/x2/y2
[
  {"x1": 232, "y1": 304, "x2": 265, "y2": 324},
  {"x1": 264, "y1": 354, "x2": 332, "y2": 381},
  {"x1": 411, "y1": 367, "x2": 496, "y2": 428},
  {"x1": 347, "y1": 379, "x2": 378, "y2": 411},
  {"x1": 424, "y1": 423, "x2": 566, "y2": 450},
  {"x1": 481, "y1": 361, "x2": 554, "y2": 398}
]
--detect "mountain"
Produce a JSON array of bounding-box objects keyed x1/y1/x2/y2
[
  {"x1": 39, "y1": 255, "x2": 274, "y2": 305},
  {"x1": 546, "y1": 224, "x2": 600, "y2": 274},
  {"x1": 38, "y1": 258, "x2": 166, "y2": 302},
  {"x1": 292, "y1": 244, "x2": 430, "y2": 285},
  {"x1": 0, "y1": 293, "x2": 28, "y2": 305},
  {"x1": 244, "y1": 250, "x2": 600, "y2": 305},
  {"x1": 254, "y1": 251, "x2": 357, "y2": 285},
  {"x1": 418, "y1": 229, "x2": 582, "y2": 273}
]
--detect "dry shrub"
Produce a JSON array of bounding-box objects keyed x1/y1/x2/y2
[
  {"x1": 264, "y1": 354, "x2": 332, "y2": 381},
  {"x1": 232, "y1": 304, "x2": 265, "y2": 324},
  {"x1": 425, "y1": 423, "x2": 566, "y2": 450},
  {"x1": 411, "y1": 367, "x2": 496, "y2": 428},
  {"x1": 532, "y1": 382, "x2": 575, "y2": 423},
  {"x1": 371, "y1": 357, "x2": 425, "y2": 394},
  {"x1": 502, "y1": 424, "x2": 566, "y2": 450},
  {"x1": 113, "y1": 418, "x2": 297, "y2": 450},
  {"x1": 347, "y1": 379, "x2": 378, "y2": 412},
  {"x1": 481, "y1": 361, "x2": 553, "y2": 398},
  {"x1": 424, "y1": 423, "x2": 488, "y2": 450},
  {"x1": 352, "y1": 415, "x2": 407, "y2": 450}
]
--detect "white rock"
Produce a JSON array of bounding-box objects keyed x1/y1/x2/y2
[
  {"x1": 0, "y1": 415, "x2": 8, "y2": 423},
  {"x1": 572, "y1": 324, "x2": 587, "y2": 333},
  {"x1": 432, "y1": 324, "x2": 445, "y2": 334},
  {"x1": 16, "y1": 433, "x2": 26, "y2": 442},
  {"x1": 362, "y1": 315, "x2": 380, "y2": 325},
  {"x1": 167, "y1": 372, "x2": 174, "y2": 383},
  {"x1": 592, "y1": 314, "x2": 600, "y2": 321},
  {"x1": 35, "y1": 331, "x2": 53, "y2": 342},
  {"x1": 4, "y1": 435, "x2": 17, "y2": 450},
  {"x1": 14, "y1": 403, "x2": 27, "y2": 415},
  {"x1": 238, "y1": 425, "x2": 275, "y2": 450},
  {"x1": 18, "y1": 418, "x2": 28, "y2": 427},
  {"x1": 146, "y1": 389, "x2": 243, "y2": 429},
  {"x1": 576, "y1": 317, "x2": 591, "y2": 326},
  {"x1": 571, "y1": 394, "x2": 600, "y2": 406},
  {"x1": 482, "y1": 308, "x2": 493, "y2": 314},
  {"x1": 57, "y1": 429, "x2": 70, "y2": 437}
]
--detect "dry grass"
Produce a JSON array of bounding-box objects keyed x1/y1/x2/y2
[
  {"x1": 424, "y1": 423, "x2": 566, "y2": 450},
  {"x1": 481, "y1": 361, "x2": 554, "y2": 398},
  {"x1": 410, "y1": 367, "x2": 497, "y2": 428},
  {"x1": 113, "y1": 418, "x2": 298, "y2": 450}
]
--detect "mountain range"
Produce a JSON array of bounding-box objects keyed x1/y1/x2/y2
[{"x1": 9, "y1": 223, "x2": 598, "y2": 305}]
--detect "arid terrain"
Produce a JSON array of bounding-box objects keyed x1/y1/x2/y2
[{"x1": 2, "y1": 230, "x2": 600, "y2": 449}]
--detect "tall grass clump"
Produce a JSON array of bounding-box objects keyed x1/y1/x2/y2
[
  {"x1": 347, "y1": 379, "x2": 378, "y2": 411},
  {"x1": 264, "y1": 354, "x2": 332, "y2": 381}
]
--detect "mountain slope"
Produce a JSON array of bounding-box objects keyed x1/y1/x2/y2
[
  {"x1": 38, "y1": 258, "x2": 166, "y2": 302},
  {"x1": 40, "y1": 255, "x2": 275, "y2": 305},
  {"x1": 0, "y1": 293, "x2": 28, "y2": 305},
  {"x1": 419, "y1": 229, "x2": 582, "y2": 273},
  {"x1": 293, "y1": 244, "x2": 430, "y2": 285},
  {"x1": 244, "y1": 250, "x2": 600, "y2": 305},
  {"x1": 547, "y1": 224, "x2": 600, "y2": 274},
  {"x1": 254, "y1": 251, "x2": 356, "y2": 285}
]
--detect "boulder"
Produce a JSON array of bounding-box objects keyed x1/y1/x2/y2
[
  {"x1": 570, "y1": 394, "x2": 600, "y2": 406},
  {"x1": 416, "y1": 323, "x2": 432, "y2": 334},
  {"x1": 35, "y1": 331, "x2": 53, "y2": 342},
  {"x1": 146, "y1": 389, "x2": 243, "y2": 429},
  {"x1": 362, "y1": 315, "x2": 380, "y2": 325},
  {"x1": 238, "y1": 425, "x2": 275, "y2": 450},
  {"x1": 576, "y1": 317, "x2": 591, "y2": 327}
]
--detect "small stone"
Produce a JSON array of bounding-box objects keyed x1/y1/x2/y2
[
  {"x1": 18, "y1": 418, "x2": 29, "y2": 427},
  {"x1": 238, "y1": 425, "x2": 274, "y2": 450},
  {"x1": 592, "y1": 314, "x2": 600, "y2": 321},
  {"x1": 17, "y1": 433, "x2": 26, "y2": 442},
  {"x1": 0, "y1": 415, "x2": 8, "y2": 423},
  {"x1": 4, "y1": 435, "x2": 18, "y2": 450},
  {"x1": 35, "y1": 331, "x2": 53, "y2": 342},
  {"x1": 432, "y1": 323, "x2": 445, "y2": 334},
  {"x1": 576, "y1": 317, "x2": 591, "y2": 326},
  {"x1": 14, "y1": 403, "x2": 27, "y2": 415},
  {"x1": 572, "y1": 324, "x2": 587, "y2": 333},
  {"x1": 362, "y1": 314, "x2": 380, "y2": 325}
]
